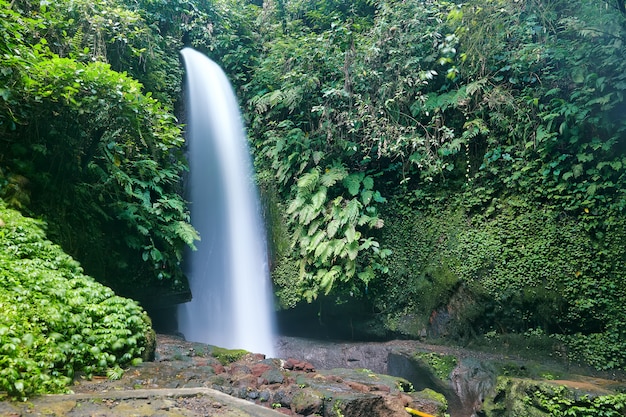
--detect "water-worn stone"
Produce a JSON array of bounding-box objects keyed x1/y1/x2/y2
[
  {"x1": 262, "y1": 369, "x2": 285, "y2": 385},
  {"x1": 290, "y1": 390, "x2": 324, "y2": 415}
]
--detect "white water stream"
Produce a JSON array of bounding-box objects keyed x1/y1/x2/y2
[{"x1": 178, "y1": 47, "x2": 275, "y2": 356}]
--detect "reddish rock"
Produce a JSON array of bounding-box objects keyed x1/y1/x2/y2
[
  {"x1": 234, "y1": 374, "x2": 258, "y2": 389},
  {"x1": 250, "y1": 363, "x2": 272, "y2": 378},
  {"x1": 283, "y1": 358, "x2": 315, "y2": 372},
  {"x1": 347, "y1": 381, "x2": 371, "y2": 393},
  {"x1": 212, "y1": 363, "x2": 225, "y2": 374},
  {"x1": 374, "y1": 384, "x2": 391, "y2": 393},
  {"x1": 230, "y1": 364, "x2": 252, "y2": 375}
]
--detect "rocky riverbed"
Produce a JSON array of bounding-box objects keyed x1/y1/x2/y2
[
  {"x1": 0, "y1": 334, "x2": 446, "y2": 417},
  {"x1": 1, "y1": 334, "x2": 624, "y2": 417}
]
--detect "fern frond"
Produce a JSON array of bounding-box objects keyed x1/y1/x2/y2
[
  {"x1": 321, "y1": 165, "x2": 348, "y2": 187},
  {"x1": 296, "y1": 168, "x2": 320, "y2": 193}
]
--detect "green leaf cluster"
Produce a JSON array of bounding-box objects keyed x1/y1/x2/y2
[
  {"x1": 0, "y1": 202, "x2": 153, "y2": 399},
  {"x1": 286, "y1": 165, "x2": 389, "y2": 301},
  {"x1": 0, "y1": 0, "x2": 199, "y2": 297},
  {"x1": 533, "y1": 385, "x2": 626, "y2": 417}
]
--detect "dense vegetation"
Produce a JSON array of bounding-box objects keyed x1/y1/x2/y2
[
  {"x1": 246, "y1": 0, "x2": 626, "y2": 370},
  {"x1": 0, "y1": 202, "x2": 153, "y2": 399},
  {"x1": 0, "y1": 0, "x2": 625, "y2": 401}
]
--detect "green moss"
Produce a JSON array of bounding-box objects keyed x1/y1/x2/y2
[
  {"x1": 211, "y1": 347, "x2": 249, "y2": 365},
  {"x1": 415, "y1": 352, "x2": 458, "y2": 381},
  {"x1": 416, "y1": 388, "x2": 447, "y2": 404}
]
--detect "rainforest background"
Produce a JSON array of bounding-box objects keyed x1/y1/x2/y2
[{"x1": 1, "y1": 0, "x2": 625, "y2": 398}]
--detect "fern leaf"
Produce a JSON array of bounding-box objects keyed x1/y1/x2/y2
[
  {"x1": 287, "y1": 195, "x2": 306, "y2": 215},
  {"x1": 345, "y1": 225, "x2": 360, "y2": 243},
  {"x1": 297, "y1": 168, "x2": 320, "y2": 193},
  {"x1": 320, "y1": 266, "x2": 341, "y2": 295},
  {"x1": 346, "y1": 240, "x2": 359, "y2": 261},
  {"x1": 314, "y1": 240, "x2": 329, "y2": 259},
  {"x1": 311, "y1": 187, "x2": 327, "y2": 211},
  {"x1": 321, "y1": 165, "x2": 348, "y2": 187},
  {"x1": 332, "y1": 238, "x2": 346, "y2": 258},
  {"x1": 345, "y1": 198, "x2": 362, "y2": 223},
  {"x1": 306, "y1": 230, "x2": 327, "y2": 253},
  {"x1": 327, "y1": 219, "x2": 340, "y2": 238},
  {"x1": 174, "y1": 221, "x2": 200, "y2": 247}
]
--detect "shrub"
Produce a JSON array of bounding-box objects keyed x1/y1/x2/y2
[{"x1": 0, "y1": 201, "x2": 153, "y2": 399}]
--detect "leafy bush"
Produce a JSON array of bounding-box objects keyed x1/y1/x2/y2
[
  {"x1": 0, "y1": 201, "x2": 153, "y2": 399},
  {"x1": 0, "y1": 0, "x2": 199, "y2": 298}
]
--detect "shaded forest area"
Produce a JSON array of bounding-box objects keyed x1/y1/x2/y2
[{"x1": 1, "y1": 0, "x2": 626, "y2": 399}]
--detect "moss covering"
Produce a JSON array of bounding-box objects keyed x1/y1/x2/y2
[
  {"x1": 211, "y1": 347, "x2": 249, "y2": 365},
  {"x1": 414, "y1": 352, "x2": 458, "y2": 381}
]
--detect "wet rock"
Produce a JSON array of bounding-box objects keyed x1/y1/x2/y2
[
  {"x1": 263, "y1": 369, "x2": 285, "y2": 385},
  {"x1": 283, "y1": 358, "x2": 315, "y2": 372},
  {"x1": 291, "y1": 389, "x2": 324, "y2": 415}
]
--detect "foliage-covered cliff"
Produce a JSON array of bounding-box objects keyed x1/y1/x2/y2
[
  {"x1": 1, "y1": 0, "x2": 626, "y2": 373},
  {"x1": 244, "y1": 0, "x2": 626, "y2": 369}
]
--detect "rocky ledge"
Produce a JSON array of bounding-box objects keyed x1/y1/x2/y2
[{"x1": 0, "y1": 334, "x2": 445, "y2": 417}]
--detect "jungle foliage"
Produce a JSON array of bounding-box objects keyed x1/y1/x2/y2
[
  {"x1": 244, "y1": 0, "x2": 626, "y2": 369},
  {"x1": 1, "y1": 0, "x2": 626, "y2": 376},
  {"x1": 0, "y1": 0, "x2": 199, "y2": 298},
  {"x1": 0, "y1": 202, "x2": 153, "y2": 399}
]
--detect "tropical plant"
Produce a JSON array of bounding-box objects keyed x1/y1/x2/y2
[
  {"x1": 0, "y1": 0, "x2": 198, "y2": 298},
  {"x1": 0, "y1": 201, "x2": 153, "y2": 399}
]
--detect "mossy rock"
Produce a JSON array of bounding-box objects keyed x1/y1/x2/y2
[
  {"x1": 210, "y1": 347, "x2": 249, "y2": 365},
  {"x1": 291, "y1": 389, "x2": 324, "y2": 415},
  {"x1": 408, "y1": 388, "x2": 448, "y2": 416},
  {"x1": 482, "y1": 377, "x2": 575, "y2": 417},
  {"x1": 141, "y1": 315, "x2": 157, "y2": 362},
  {"x1": 414, "y1": 352, "x2": 458, "y2": 381}
]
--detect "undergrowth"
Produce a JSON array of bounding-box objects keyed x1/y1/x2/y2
[{"x1": 0, "y1": 201, "x2": 153, "y2": 399}]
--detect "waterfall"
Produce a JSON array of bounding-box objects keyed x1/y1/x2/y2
[{"x1": 178, "y1": 47, "x2": 275, "y2": 357}]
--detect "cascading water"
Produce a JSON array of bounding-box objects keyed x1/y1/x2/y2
[{"x1": 178, "y1": 47, "x2": 275, "y2": 357}]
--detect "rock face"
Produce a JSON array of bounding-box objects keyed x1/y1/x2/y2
[
  {"x1": 276, "y1": 336, "x2": 497, "y2": 416},
  {"x1": 387, "y1": 350, "x2": 497, "y2": 417}
]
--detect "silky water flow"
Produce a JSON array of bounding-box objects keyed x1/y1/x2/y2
[{"x1": 178, "y1": 47, "x2": 275, "y2": 356}]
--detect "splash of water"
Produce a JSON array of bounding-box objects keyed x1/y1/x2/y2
[{"x1": 178, "y1": 47, "x2": 275, "y2": 357}]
